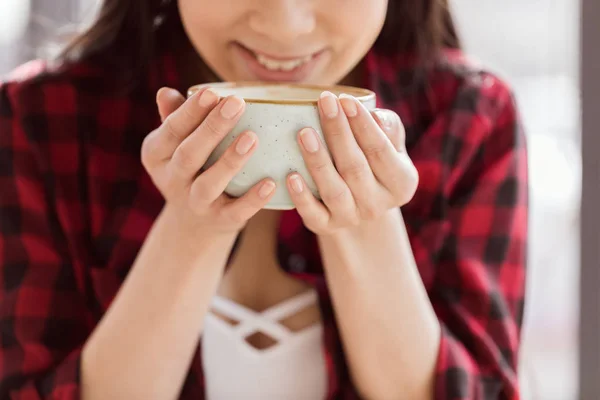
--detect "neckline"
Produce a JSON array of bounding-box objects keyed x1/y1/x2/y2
[{"x1": 211, "y1": 289, "x2": 319, "y2": 318}]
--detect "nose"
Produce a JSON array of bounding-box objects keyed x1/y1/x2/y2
[{"x1": 248, "y1": 0, "x2": 316, "y2": 42}]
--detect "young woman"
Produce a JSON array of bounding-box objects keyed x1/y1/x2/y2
[{"x1": 0, "y1": 0, "x2": 528, "y2": 399}]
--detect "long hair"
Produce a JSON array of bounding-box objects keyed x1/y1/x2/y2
[{"x1": 58, "y1": 0, "x2": 460, "y2": 87}]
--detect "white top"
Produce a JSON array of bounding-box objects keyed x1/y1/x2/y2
[{"x1": 201, "y1": 289, "x2": 327, "y2": 400}]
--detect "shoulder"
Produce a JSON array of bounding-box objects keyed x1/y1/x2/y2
[
  {"x1": 431, "y1": 50, "x2": 519, "y2": 130},
  {"x1": 369, "y1": 48, "x2": 519, "y2": 131},
  {"x1": 370, "y1": 49, "x2": 526, "y2": 198},
  {"x1": 1, "y1": 59, "x2": 107, "y2": 146},
  {"x1": 422, "y1": 51, "x2": 525, "y2": 168},
  {"x1": 1, "y1": 59, "x2": 105, "y2": 117},
  {"x1": 0, "y1": 58, "x2": 160, "y2": 159}
]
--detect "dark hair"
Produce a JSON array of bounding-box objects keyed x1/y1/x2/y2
[{"x1": 58, "y1": 0, "x2": 460, "y2": 87}]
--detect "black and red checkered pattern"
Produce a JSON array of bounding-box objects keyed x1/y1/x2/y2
[{"x1": 0, "y1": 48, "x2": 527, "y2": 399}]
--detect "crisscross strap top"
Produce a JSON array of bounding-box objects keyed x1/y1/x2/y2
[{"x1": 201, "y1": 289, "x2": 327, "y2": 400}]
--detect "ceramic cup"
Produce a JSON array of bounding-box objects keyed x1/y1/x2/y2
[{"x1": 187, "y1": 82, "x2": 377, "y2": 210}]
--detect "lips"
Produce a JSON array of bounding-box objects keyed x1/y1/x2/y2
[
  {"x1": 254, "y1": 53, "x2": 314, "y2": 72},
  {"x1": 234, "y1": 42, "x2": 325, "y2": 82}
]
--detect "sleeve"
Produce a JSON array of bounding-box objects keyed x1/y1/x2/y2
[
  {"x1": 0, "y1": 82, "x2": 91, "y2": 399},
  {"x1": 430, "y1": 88, "x2": 528, "y2": 399}
]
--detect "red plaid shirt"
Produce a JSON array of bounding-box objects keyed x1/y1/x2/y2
[{"x1": 0, "y1": 48, "x2": 527, "y2": 399}]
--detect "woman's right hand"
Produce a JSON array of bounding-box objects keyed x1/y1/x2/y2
[
  {"x1": 141, "y1": 86, "x2": 276, "y2": 234},
  {"x1": 82, "y1": 87, "x2": 267, "y2": 400}
]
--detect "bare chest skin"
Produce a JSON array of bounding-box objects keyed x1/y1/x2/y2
[{"x1": 212, "y1": 210, "x2": 322, "y2": 350}]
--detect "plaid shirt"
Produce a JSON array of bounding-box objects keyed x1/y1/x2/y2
[{"x1": 0, "y1": 48, "x2": 527, "y2": 399}]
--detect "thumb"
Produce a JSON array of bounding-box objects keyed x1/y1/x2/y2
[
  {"x1": 156, "y1": 87, "x2": 186, "y2": 122},
  {"x1": 371, "y1": 108, "x2": 406, "y2": 152}
]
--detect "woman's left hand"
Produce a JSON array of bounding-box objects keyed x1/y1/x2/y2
[{"x1": 287, "y1": 91, "x2": 419, "y2": 236}]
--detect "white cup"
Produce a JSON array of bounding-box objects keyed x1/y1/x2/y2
[{"x1": 188, "y1": 82, "x2": 377, "y2": 210}]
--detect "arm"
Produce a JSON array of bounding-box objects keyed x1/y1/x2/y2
[
  {"x1": 317, "y1": 91, "x2": 527, "y2": 399},
  {"x1": 0, "y1": 82, "x2": 91, "y2": 399},
  {"x1": 81, "y1": 206, "x2": 237, "y2": 400},
  {"x1": 0, "y1": 83, "x2": 235, "y2": 400},
  {"x1": 318, "y1": 209, "x2": 440, "y2": 400},
  {"x1": 0, "y1": 83, "x2": 274, "y2": 399}
]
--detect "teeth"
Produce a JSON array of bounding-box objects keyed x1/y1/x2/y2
[{"x1": 256, "y1": 53, "x2": 312, "y2": 71}]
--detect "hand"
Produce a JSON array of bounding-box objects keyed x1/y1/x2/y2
[
  {"x1": 286, "y1": 91, "x2": 418, "y2": 236},
  {"x1": 141, "y1": 87, "x2": 276, "y2": 234}
]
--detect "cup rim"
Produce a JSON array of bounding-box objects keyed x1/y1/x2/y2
[{"x1": 187, "y1": 81, "x2": 376, "y2": 105}]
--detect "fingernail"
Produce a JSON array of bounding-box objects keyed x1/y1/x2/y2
[
  {"x1": 373, "y1": 110, "x2": 393, "y2": 131},
  {"x1": 198, "y1": 89, "x2": 218, "y2": 108},
  {"x1": 258, "y1": 181, "x2": 276, "y2": 199},
  {"x1": 319, "y1": 91, "x2": 339, "y2": 118},
  {"x1": 235, "y1": 132, "x2": 256, "y2": 155},
  {"x1": 220, "y1": 96, "x2": 244, "y2": 119},
  {"x1": 339, "y1": 94, "x2": 358, "y2": 117},
  {"x1": 289, "y1": 174, "x2": 304, "y2": 193},
  {"x1": 299, "y1": 128, "x2": 320, "y2": 153}
]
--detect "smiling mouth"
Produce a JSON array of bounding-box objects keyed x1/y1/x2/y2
[
  {"x1": 238, "y1": 43, "x2": 320, "y2": 72},
  {"x1": 255, "y1": 53, "x2": 314, "y2": 71}
]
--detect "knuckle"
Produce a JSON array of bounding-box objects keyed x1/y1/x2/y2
[
  {"x1": 164, "y1": 175, "x2": 186, "y2": 197},
  {"x1": 309, "y1": 159, "x2": 330, "y2": 174},
  {"x1": 326, "y1": 126, "x2": 345, "y2": 138},
  {"x1": 187, "y1": 195, "x2": 203, "y2": 215},
  {"x1": 219, "y1": 150, "x2": 242, "y2": 171},
  {"x1": 182, "y1": 102, "x2": 196, "y2": 121},
  {"x1": 231, "y1": 212, "x2": 248, "y2": 225},
  {"x1": 338, "y1": 160, "x2": 368, "y2": 181},
  {"x1": 171, "y1": 145, "x2": 197, "y2": 172},
  {"x1": 362, "y1": 142, "x2": 388, "y2": 161},
  {"x1": 251, "y1": 188, "x2": 270, "y2": 206},
  {"x1": 337, "y1": 212, "x2": 360, "y2": 227},
  {"x1": 164, "y1": 115, "x2": 184, "y2": 142},
  {"x1": 189, "y1": 180, "x2": 215, "y2": 208},
  {"x1": 309, "y1": 161, "x2": 329, "y2": 175},
  {"x1": 359, "y1": 203, "x2": 381, "y2": 220},
  {"x1": 202, "y1": 116, "x2": 226, "y2": 141},
  {"x1": 321, "y1": 187, "x2": 349, "y2": 205},
  {"x1": 302, "y1": 218, "x2": 325, "y2": 234},
  {"x1": 387, "y1": 174, "x2": 405, "y2": 195},
  {"x1": 219, "y1": 207, "x2": 246, "y2": 225}
]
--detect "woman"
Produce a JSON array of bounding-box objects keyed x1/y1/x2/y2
[{"x1": 0, "y1": 0, "x2": 528, "y2": 399}]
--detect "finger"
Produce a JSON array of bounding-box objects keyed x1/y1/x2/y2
[
  {"x1": 341, "y1": 98, "x2": 398, "y2": 158},
  {"x1": 297, "y1": 127, "x2": 357, "y2": 220},
  {"x1": 340, "y1": 98, "x2": 415, "y2": 201},
  {"x1": 369, "y1": 108, "x2": 416, "y2": 202},
  {"x1": 340, "y1": 96, "x2": 401, "y2": 176},
  {"x1": 157, "y1": 87, "x2": 185, "y2": 123},
  {"x1": 218, "y1": 179, "x2": 277, "y2": 224},
  {"x1": 320, "y1": 92, "x2": 383, "y2": 219},
  {"x1": 371, "y1": 108, "x2": 405, "y2": 152},
  {"x1": 318, "y1": 91, "x2": 373, "y2": 188},
  {"x1": 169, "y1": 95, "x2": 245, "y2": 183},
  {"x1": 188, "y1": 130, "x2": 258, "y2": 207},
  {"x1": 286, "y1": 173, "x2": 331, "y2": 230},
  {"x1": 143, "y1": 87, "x2": 220, "y2": 167}
]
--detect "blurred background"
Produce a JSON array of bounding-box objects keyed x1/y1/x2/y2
[
  {"x1": 0, "y1": 1, "x2": 582, "y2": 399},
  {"x1": 454, "y1": 1, "x2": 581, "y2": 398}
]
